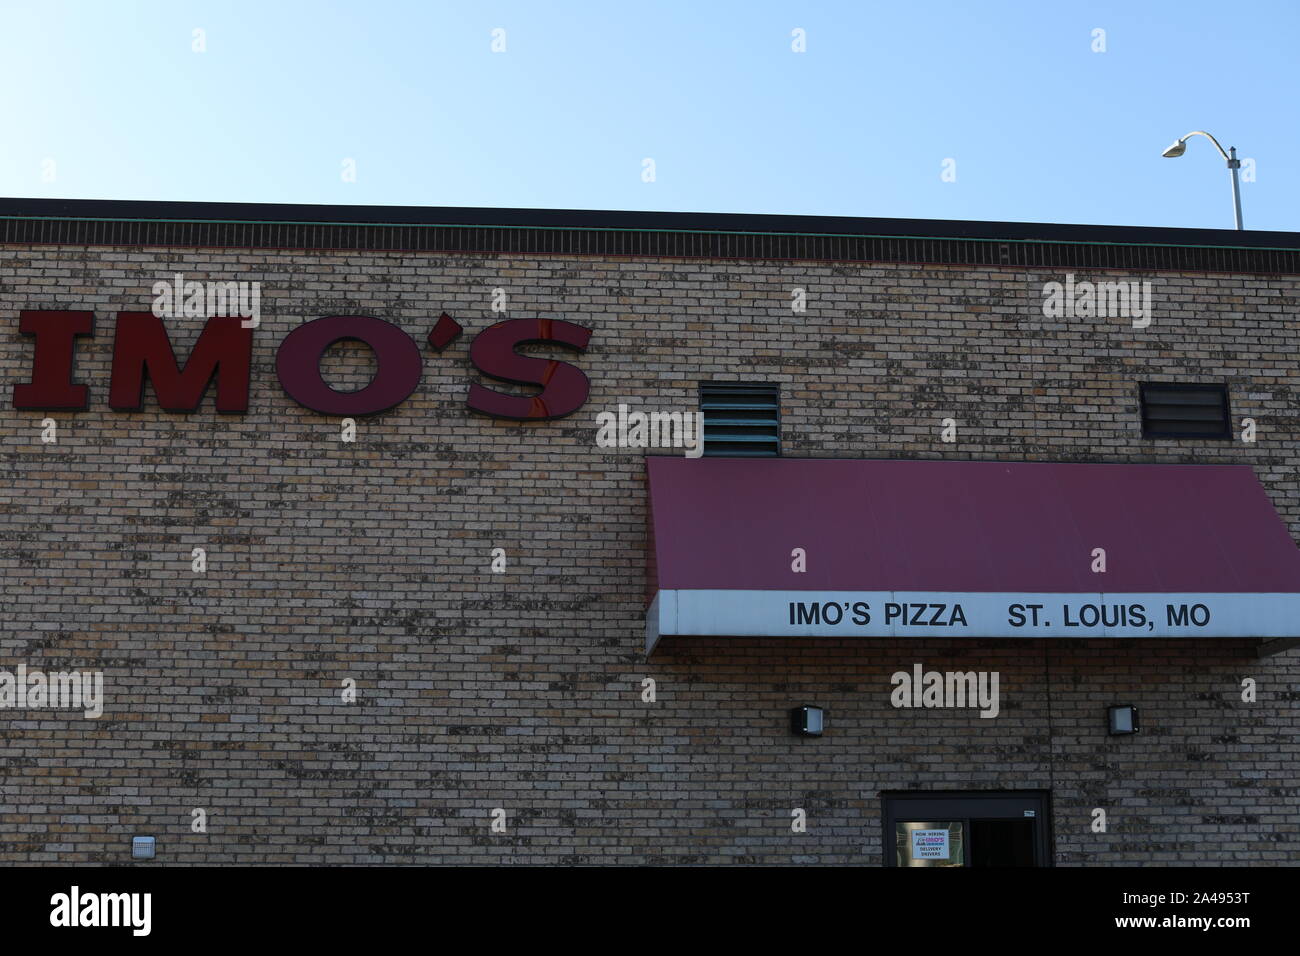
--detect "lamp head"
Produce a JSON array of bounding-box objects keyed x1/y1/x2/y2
[{"x1": 1162, "y1": 139, "x2": 1187, "y2": 158}]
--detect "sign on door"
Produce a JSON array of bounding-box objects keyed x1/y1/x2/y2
[{"x1": 911, "y1": 828, "x2": 951, "y2": 860}]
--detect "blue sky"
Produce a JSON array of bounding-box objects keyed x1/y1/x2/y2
[{"x1": 1, "y1": 0, "x2": 1296, "y2": 230}]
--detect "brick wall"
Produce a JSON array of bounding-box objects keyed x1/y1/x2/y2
[{"x1": 1, "y1": 243, "x2": 1297, "y2": 864}]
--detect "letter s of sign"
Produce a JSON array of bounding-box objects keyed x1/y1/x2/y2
[{"x1": 466, "y1": 319, "x2": 592, "y2": 420}]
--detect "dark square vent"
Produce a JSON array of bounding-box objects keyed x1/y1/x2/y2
[{"x1": 700, "y1": 383, "x2": 780, "y2": 457}]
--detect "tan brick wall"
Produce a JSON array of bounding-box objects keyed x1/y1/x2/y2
[{"x1": 1, "y1": 245, "x2": 1297, "y2": 864}]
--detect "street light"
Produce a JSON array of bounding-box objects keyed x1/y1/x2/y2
[{"x1": 1160, "y1": 130, "x2": 1244, "y2": 230}]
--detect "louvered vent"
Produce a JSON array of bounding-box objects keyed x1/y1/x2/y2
[
  {"x1": 700, "y1": 383, "x2": 780, "y2": 457},
  {"x1": 1139, "y1": 383, "x2": 1231, "y2": 439}
]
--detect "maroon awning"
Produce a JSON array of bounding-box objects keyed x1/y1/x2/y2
[{"x1": 644, "y1": 457, "x2": 1300, "y2": 652}]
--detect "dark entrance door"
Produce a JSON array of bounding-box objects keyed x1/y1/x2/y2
[
  {"x1": 882, "y1": 791, "x2": 1051, "y2": 867},
  {"x1": 969, "y1": 819, "x2": 1036, "y2": 866}
]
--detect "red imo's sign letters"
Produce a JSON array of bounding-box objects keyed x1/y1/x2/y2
[{"x1": 12, "y1": 310, "x2": 593, "y2": 420}]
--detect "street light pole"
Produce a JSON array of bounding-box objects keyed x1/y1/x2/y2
[
  {"x1": 1161, "y1": 130, "x2": 1245, "y2": 230},
  {"x1": 1227, "y1": 146, "x2": 1244, "y2": 231}
]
